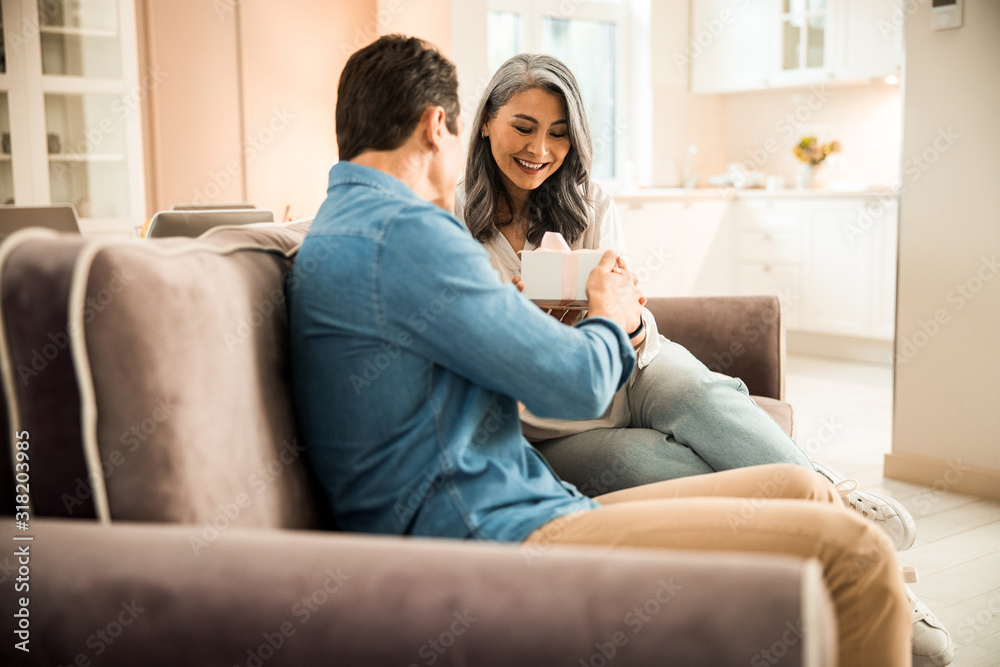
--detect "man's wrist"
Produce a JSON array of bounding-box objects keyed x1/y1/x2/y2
[{"x1": 628, "y1": 319, "x2": 645, "y2": 339}]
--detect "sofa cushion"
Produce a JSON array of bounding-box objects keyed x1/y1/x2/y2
[
  {"x1": 0, "y1": 231, "x2": 92, "y2": 517},
  {"x1": 65, "y1": 223, "x2": 325, "y2": 528}
]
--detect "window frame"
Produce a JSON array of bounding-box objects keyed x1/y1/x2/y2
[{"x1": 487, "y1": 0, "x2": 635, "y2": 188}]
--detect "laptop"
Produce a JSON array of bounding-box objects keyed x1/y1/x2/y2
[{"x1": 0, "y1": 205, "x2": 82, "y2": 243}]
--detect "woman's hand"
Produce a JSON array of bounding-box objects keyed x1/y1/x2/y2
[{"x1": 512, "y1": 275, "x2": 525, "y2": 292}]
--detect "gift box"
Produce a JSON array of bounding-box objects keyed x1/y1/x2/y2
[{"x1": 520, "y1": 232, "x2": 604, "y2": 307}]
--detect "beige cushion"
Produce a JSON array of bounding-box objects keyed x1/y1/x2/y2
[{"x1": 70, "y1": 223, "x2": 324, "y2": 528}]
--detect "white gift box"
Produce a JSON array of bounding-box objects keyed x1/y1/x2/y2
[{"x1": 520, "y1": 232, "x2": 604, "y2": 307}]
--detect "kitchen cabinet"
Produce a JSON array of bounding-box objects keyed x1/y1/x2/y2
[
  {"x1": 619, "y1": 199, "x2": 686, "y2": 297},
  {"x1": 689, "y1": 0, "x2": 771, "y2": 94},
  {"x1": 0, "y1": 0, "x2": 144, "y2": 234},
  {"x1": 731, "y1": 199, "x2": 803, "y2": 328},
  {"x1": 618, "y1": 197, "x2": 732, "y2": 299},
  {"x1": 690, "y1": 0, "x2": 901, "y2": 94},
  {"x1": 617, "y1": 191, "x2": 898, "y2": 343}
]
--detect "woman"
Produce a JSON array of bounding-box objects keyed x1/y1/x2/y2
[{"x1": 458, "y1": 53, "x2": 952, "y2": 667}]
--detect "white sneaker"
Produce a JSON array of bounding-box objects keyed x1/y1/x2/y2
[
  {"x1": 908, "y1": 585, "x2": 955, "y2": 667},
  {"x1": 813, "y1": 461, "x2": 917, "y2": 551}
]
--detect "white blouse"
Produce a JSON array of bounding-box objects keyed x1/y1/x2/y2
[{"x1": 456, "y1": 182, "x2": 664, "y2": 441}]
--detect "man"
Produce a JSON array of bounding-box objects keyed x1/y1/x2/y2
[{"x1": 288, "y1": 35, "x2": 912, "y2": 665}]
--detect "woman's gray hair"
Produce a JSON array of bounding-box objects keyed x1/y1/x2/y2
[{"x1": 462, "y1": 54, "x2": 593, "y2": 246}]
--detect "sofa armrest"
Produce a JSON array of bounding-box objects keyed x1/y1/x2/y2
[
  {"x1": 646, "y1": 295, "x2": 785, "y2": 401},
  {"x1": 2, "y1": 519, "x2": 834, "y2": 667}
]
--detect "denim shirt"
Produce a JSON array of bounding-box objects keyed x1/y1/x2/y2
[{"x1": 288, "y1": 162, "x2": 636, "y2": 543}]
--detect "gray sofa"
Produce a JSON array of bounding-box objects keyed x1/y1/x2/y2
[{"x1": 0, "y1": 222, "x2": 833, "y2": 666}]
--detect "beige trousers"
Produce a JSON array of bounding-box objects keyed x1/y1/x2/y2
[{"x1": 525, "y1": 464, "x2": 910, "y2": 666}]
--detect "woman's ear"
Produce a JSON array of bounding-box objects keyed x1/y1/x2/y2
[{"x1": 480, "y1": 122, "x2": 489, "y2": 138}]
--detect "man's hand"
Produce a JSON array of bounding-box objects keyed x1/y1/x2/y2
[{"x1": 585, "y1": 250, "x2": 645, "y2": 336}]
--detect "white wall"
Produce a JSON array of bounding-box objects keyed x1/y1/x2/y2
[
  {"x1": 886, "y1": 0, "x2": 1000, "y2": 498},
  {"x1": 720, "y1": 84, "x2": 901, "y2": 189},
  {"x1": 649, "y1": 2, "x2": 902, "y2": 190}
]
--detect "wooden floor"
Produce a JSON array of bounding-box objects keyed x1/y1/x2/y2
[{"x1": 786, "y1": 355, "x2": 1000, "y2": 666}]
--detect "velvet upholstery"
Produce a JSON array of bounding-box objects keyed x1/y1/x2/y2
[
  {"x1": 0, "y1": 519, "x2": 836, "y2": 667},
  {"x1": 0, "y1": 232, "x2": 91, "y2": 517},
  {"x1": 74, "y1": 228, "x2": 321, "y2": 527},
  {"x1": 0, "y1": 222, "x2": 833, "y2": 665},
  {"x1": 647, "y1": 296, "x2": 785, "y2": 401}
]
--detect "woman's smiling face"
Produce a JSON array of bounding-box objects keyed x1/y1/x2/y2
[{"x1": 483, "y1": 87, "x2": 571, "y2": 202}]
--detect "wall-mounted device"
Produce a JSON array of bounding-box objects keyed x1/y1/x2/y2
[{"x1": 931, "y1": 0, "x2": 963, "y2": 31}]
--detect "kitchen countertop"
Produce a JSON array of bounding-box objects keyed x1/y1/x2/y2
[{"x1": 609, "y1": 186, "x2": 899, "y2": 201}]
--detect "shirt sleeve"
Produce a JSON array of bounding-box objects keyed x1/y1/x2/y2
[{"x1": 377, "y1": 205, "x2": 636, "y2": 421}]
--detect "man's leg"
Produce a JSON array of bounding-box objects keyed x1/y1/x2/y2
[
  {"x1": 533, "y1": 428, "x2": 715, "y2": 495},
  {"x1": 524, "y1": 465, "x2": 910, "y2": 666},
  {"x1": 627, "y1": 340, "x2": 813, "y2": 471}
]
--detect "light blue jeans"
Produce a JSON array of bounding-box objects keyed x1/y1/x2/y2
[{"x1": 533, "y1": 339, "x2": 814, "y2": 496}]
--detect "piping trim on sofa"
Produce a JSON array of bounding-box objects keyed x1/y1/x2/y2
[
  {"x1": 0, "y1": 228, "x2": 64, "y2": 519},
  {"x1": 67, "y1": 234, "x2": 303, "y2": 524}
]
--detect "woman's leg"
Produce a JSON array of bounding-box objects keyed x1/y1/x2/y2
[
  {"x1": 533, "y1": 428, "x2": 715, "y2": 494},
  {"x1": 627, "y1": 340, "x2": 813, "y2": 471},
  {"x1": 525, "y1": 464, "x2": 910, "y2": 666}
]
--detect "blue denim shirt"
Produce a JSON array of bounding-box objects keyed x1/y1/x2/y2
[{"x1": 288, "y1": 162, "x2": 636, "y2": 542}]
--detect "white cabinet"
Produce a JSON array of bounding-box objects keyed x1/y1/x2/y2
[
  {"x1": 618, "y1": 192, "x2": 897, "y2": 342},
  {"x1": 0, "y1": 0, "x2": 144, "y2": 234},
  {"x1": 683, "y1": 199, "x2": 731, "y2": 296},
  {"x1": 618, "y1": 197, "x2": 732, "y2": 298},
  {"x1": 731, "y1": 199, "x2": 803, "y2": 328},
  {"x1": 833, "y1": 0, "x2": 902, "y2": 81},
  {"x1": 690, "y1": 0, "x2": 902, "y2": 94},
  {"x1": 800, "y1": 201, "x2": 874, "y2": 336},
  {"x1": 732, "y1": 195, "x2": 897, "y2": 340},
  {"x1": 619, "y1": 200, "x2": 686, "y2": 298},
  {"x1": 689, "y1": 0, "x2": 772, "y2": 94}
]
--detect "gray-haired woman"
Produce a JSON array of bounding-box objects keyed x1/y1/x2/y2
[{"x1": 457, "y1": 53, "x2": 951, "y2": 667}]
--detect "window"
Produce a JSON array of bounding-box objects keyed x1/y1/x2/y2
[{"x1": 487, "y1": 0, "x2": 632, "y2": 183}]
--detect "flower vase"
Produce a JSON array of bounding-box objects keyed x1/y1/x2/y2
[{"x1": 796, "y1": 163, "x2": 815, "y2": 189}]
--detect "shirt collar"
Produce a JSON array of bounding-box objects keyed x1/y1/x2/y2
[{"x1": 327, "y1": 161, "x2": 423, "y2": 203}]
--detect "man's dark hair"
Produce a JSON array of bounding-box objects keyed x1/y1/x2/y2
[{"x1": 336, "y1": 34, "x2": 460, "y2": 162}]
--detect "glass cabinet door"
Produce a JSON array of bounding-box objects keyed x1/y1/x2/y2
[
  {"x1": 39, "y1": 0, "x2": 134, "y2": 222},
  {"x1": 0, "y1": 8, "x2": 13, "y2": 205},
  {"x1": 0, "y1": 91, "x2": 14, "y2": 206},
  {"x1": 780, "y1": 0, "x2": 827, "y2": 72}
]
